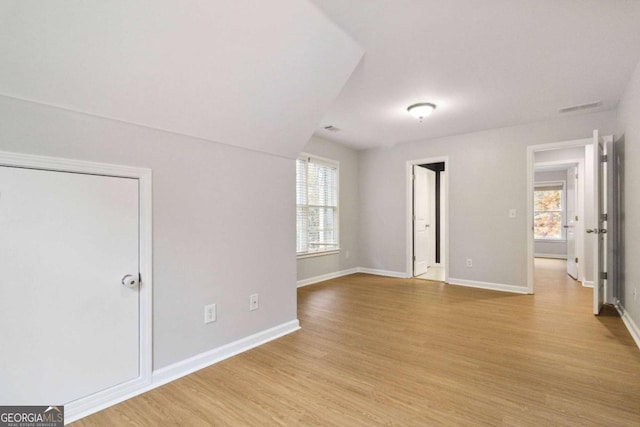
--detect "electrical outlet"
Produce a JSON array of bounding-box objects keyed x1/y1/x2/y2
[
  {"x1": 204, "y1": 304, "x2": 216, "y2": 324},
  {"x1": 466, "y1": 259, "x2": 473, "y2": 268},
  {"x1": 249, "y1": 293, "x2": 259, "y2": 311}
]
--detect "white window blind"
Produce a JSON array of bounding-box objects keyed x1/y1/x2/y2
[{"x1": 296, "y1": 154, "x2": 339, "y2": 255}]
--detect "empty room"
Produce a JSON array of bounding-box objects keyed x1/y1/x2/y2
[{"x1": 1, "y1": 1, "x2": 640, "y2": 425}]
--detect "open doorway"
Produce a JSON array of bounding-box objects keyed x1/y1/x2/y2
[
  {"x1": 527, "y1": 132, "x2": 615, "y2": 315},
  {"x1": 534, "y1": 160, "x2": 583, "y2": 282},
  {"x1": 406, "y1": 157, "x2": 448, "y2": 282}
]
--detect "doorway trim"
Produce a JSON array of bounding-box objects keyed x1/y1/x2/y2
[
  {"x1": 527, "y1": 137, "x2": 594, "y2": 294},
  {"x1": 406, "y1": 156, "x2": 449, "y2": 280},
  {"x1": 0, "y1": 150, "x2": 153, "y2": 422}
]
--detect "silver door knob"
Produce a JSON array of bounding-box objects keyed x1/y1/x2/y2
[{"x1": 122, "y1": 274, "x2": 139, "y2": 288}]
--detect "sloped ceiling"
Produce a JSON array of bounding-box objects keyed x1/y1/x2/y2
[
  {"x1": 311, "y1": 0, "x2": 640, "y2": 149},
  {"x1": 0, "y1": 1, "x2": 363, "y2": 158}
]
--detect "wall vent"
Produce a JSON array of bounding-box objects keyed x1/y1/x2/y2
[{"x1": 558, "y1": 101, "x2": 602, "y2": 114}]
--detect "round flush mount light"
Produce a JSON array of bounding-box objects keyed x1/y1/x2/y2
[{"x1": 407, "y1": 102, "x2": 436, "y2": 121}]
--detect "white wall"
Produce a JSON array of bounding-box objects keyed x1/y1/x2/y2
[
  {"x1": 534, "y1": 147, "x2": 585, "y2": 164},
  {"x1": 0, "y1": 96, "x2": 297, "y2": 370},
  {"x1": 533, "y1": 169, "x2": 567, "y2": 258},
  {"x1": 616, "y1": 60, "x2": 640, "y2": 331},
  {"x1": 358, "y1": 110, "x2": 617, "y2": 290},
  {"x1": 0, "y1": 0, "x2": 363, "y2": 159},
  {"x1": 297, "y1": 135, "x2": 360, "y2": 282}
]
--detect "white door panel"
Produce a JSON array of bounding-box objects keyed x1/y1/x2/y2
[
  {"x1": 592, "y1": 130, "x2": 606, "y2": 315},
  {"x1": 0, "y1": 166, "x2": 139, "y2": 404},
  {"x1": 413, "y1": 166, "x2": 436, "y2": 276},
  {"x1": 566, "y1": 166, "x2": 578, "y2": 279}
]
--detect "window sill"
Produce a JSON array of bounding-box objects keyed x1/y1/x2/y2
[
  {"x1": 534, "y1": 239, "x2": 567, "y2": 243},
  {"x1": 296, "y1": 249, "x2": 341, "y2": 260}
]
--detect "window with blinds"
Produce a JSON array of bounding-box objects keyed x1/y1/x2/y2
[
  {"x1": 534, "y1": 181, "x2": 565, "y2": 240},
  {"x1": 296, "y1": 154, "x2": 339, "y2": 256}
]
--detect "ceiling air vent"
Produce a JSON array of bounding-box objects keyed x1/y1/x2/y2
[
  {"x1": 558, "y1": 101, "x2": 602, "y2": 114},
  {"x1": 323, "y1": 125, "x2": 341, "y2": 132}
]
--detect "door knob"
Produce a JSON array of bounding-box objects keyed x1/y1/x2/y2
[
  {"x1": 586, "y1": 229, "x2": 598, "y2": 234},
  {"x1": 122, "y1": 274, "x2": 139, "y2": 288}
]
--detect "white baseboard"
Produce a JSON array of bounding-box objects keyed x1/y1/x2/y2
[
  {"x1": 298, "y1": 268, "x2": 529, "y2": 295},
  {"x1": 616, "y1": 304, "x2": 640, "y2": 349},
  {"x1": 535, "y1": 253, "x2": 567, "y2": 259},
  {"x1": 297, "y1": 267, "x2": 407, "y2": 288},
  {"x1": 67, "y1": 319, "x2": 300, "y2": 424},
  {"x1": 65, "y1": 375, "x2": 151, "y2": 423},
  {"x1": 357, "y1": 267, "x2": 408, "y2": 279},
  {"x1": 297, "y1": 268, "x2": 358, "y2": 288},
  {"x1": 582, "y1": 280, "x2": 594, "y2": 288},
  {"x1": 447, "y1": 278, "x2": 530, "y2": 294},
  {"x1": 153, "y1": 319, "x2": 300, "y2": 387}
]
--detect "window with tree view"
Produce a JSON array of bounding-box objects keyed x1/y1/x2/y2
[
  {"x1": 534, "y1": 182, "x2": 564, "y2": 240},
  {"x1": 296, "y1": 154, "x2": 339, "y2": 256}
]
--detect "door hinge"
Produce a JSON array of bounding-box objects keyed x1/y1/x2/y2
[
  {"x1": 600, "y1": 154, "x2": 608, "y2": 163},
  {"x1": 413, "y1": 256, "x2": 416, "y2": 261},
  {"x1": 575, "y1": 257, "x2": 578, "y2": 264},
  {"x1": 601, "y1": 272, "x2": 608, "y2": 280},
  {"x1": 600, "y1": 213, "x2": 608, "y2": 222},
  {"x1": 575, "y1": 215, "x2": 579, "y2": 222}
]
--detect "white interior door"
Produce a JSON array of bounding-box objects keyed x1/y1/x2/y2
[
  {"x1": 413, "y1": 165, "x2": 436, "y2": 276},
  {"x1": 439, "y1": 172, "x2": 446, "y2": 267},
  {"x1": 591, "y1": 130, "x2": 607, "y2": 315},
  {"x1": 0, "y1": 166, "x2": 140, "y2": 405},
  {"x1": 566, "y1": 166, "x2": 578, "y2": 279}
]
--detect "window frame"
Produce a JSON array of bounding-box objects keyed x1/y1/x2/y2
[
  {"x1": 296, "y1": 153, "x2": 340, "y2": 259},
  {"x1": 533, "y1": 180, "x2": 566, "y2": 242}
]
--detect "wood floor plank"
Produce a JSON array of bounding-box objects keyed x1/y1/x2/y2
[{"x1": 73, "y1": 260, "x2": 640, "y2": 426}]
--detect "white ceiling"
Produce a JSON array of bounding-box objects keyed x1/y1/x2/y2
[
  {"x1": 0, "y1": 1, "x2": 363, "y2": 158},
  {"x1": 311, "y1": 0, "x2": 640, "y2": 150}
]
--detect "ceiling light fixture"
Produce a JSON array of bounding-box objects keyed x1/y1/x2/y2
[{"x1": 407, "y1": 102, "x2": 436, "y2": 121}]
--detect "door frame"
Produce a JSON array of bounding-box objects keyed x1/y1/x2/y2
[
  {"x1": 406, "y1": 156, "x2": 449, "y2": 280},
  {"x1": 0, "y1": 150, "x2": 153, "y2": 422},
  {"x1": 526, "y1": 135, "x2": 612, "y2": 294}
]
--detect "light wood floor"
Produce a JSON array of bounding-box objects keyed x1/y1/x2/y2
[{"x1": 74, "y1": 260, "x2": 640, "y2": 426}]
